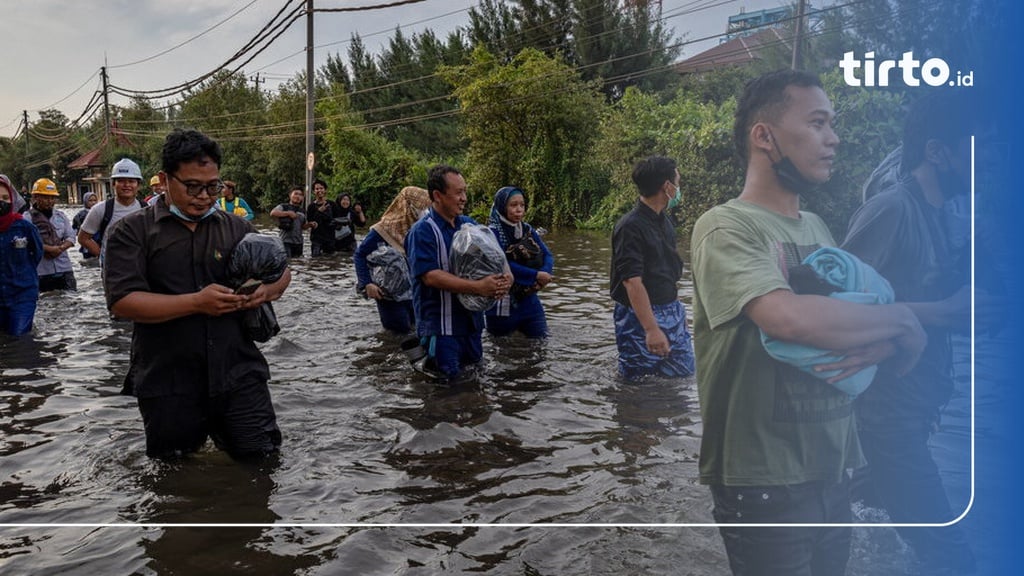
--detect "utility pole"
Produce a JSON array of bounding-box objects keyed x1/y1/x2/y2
[
  {"x1": 305, "y1": 0, "x2": 315, "y2": 206},
  {"x1": 101, "y1": 66, "x2": 111, "y2": 138},
  {"x1": 23, "y1": 110, "x2": 29, "y2": 156},
  {"x1": 250, "y1": 72, "x2": 266, "y2": 94},
  {"x1": 791, "y1": 0, "x2": 807, "y2": 70}
]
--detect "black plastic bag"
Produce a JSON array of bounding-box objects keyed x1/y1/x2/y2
[
  {"x1": 228, "y1": 233, "x2": 288, "y2": 342},
  {"x1": 228, "y1": 233, "x2": 289, "y2": 287},
  {"x1": 243, "y1": 302, "x2": 280, "y2": 343}
]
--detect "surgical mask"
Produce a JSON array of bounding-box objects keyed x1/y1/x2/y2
[
  {"x1": 0, "y1": 200, "x2": 11, "y2": 216},
  {"x1": 767, "y1": 129, "x2": 819, "y2": 196},
  {"x1": 169, "y1": 203, "x2": 218, "y2": 222},
  {"x1": 667, "y1": 185, "x2": 682, "y2": 209}
]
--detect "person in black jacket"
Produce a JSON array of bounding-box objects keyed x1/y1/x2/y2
[{"x1": 306, "y1": 179, "x2": 342, "y2": 256}]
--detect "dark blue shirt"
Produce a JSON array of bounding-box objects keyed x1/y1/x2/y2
[
  {"x1": 405, "y1": 208, "x2": 482, "y2": 336},
  {"x1": 0, "y1": 219, "x2": 43, "y2": 305}
]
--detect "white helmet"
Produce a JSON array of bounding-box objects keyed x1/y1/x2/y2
[{"x1": 110, "y1": 158, "x2": 143, "y2": 180}]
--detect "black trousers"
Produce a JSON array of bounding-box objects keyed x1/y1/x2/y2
[
  {"x1": 38, "y1": 271, "x2": 77, "y2": 292},
  {"x1": 138, "y1": 380, "x2": 281, "y2": 461},
  {"x1": 855, "y1": 416, "x2": 976, "y2": 573},
  {"x1": 711, "y1": 479, "x2": 852, "y2": 576}
]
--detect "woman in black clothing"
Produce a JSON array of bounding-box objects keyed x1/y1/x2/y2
[
  {"x1": 333, "y1": 193, "x2": 366, "y2": 252},
  {"x1": 306, "y1": 179, "x2": 342, "y2": 256}
]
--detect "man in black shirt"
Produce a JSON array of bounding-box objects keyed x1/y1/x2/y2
[
  {"x1": 842, "y1": 93, "x2": 985, "y2": 575},
  {"x1": 609, "y1": 155, "x2": 695, "y2": 380},
  {"x1": 104, "y1": 129, "x2": 292, "y2": 460}
]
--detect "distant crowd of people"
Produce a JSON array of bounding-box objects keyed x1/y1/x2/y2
[{"x1": 0, "y1": 68, "x2": 988, "y2": 576}]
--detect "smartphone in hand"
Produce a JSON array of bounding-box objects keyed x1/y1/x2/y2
[{"x1": 234, "y1": 278, "x2": 262, "y2": 295}]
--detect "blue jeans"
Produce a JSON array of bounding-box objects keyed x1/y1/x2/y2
[{"x1": 711, "y1": 479, "x2": 852, "y2": 576}]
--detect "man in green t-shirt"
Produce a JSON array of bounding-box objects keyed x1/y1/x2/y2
[{"x1": 690, "y1": 69, "x2": 927, "y2": 576}]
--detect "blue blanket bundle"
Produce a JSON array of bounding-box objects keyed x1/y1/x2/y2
[{"x1": 761, "y1": 247, "x2": 895, "y2": 397}]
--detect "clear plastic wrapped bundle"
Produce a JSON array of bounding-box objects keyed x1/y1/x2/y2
[
  {"x1": 450, "y1": 223, "x2": 509, "y2": 312},
  {"x1": 367, "y1": 245, "x2": 412, "y2": 301}
]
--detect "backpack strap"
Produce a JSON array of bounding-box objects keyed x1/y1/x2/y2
[
  {"x1": 97, "y1": 197, "x2": 146, "y2": 243},
  {"x1": 96, "y1": 198, "x2": 116, "y2": 243}
]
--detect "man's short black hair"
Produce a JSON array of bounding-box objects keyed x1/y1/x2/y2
[
  {"x1": 733, "y1": 69, "x2": 823, "y2": 165},
  {"x1": 426, "y1": 165, "x2": 461, "y2": 202},
  {"x1": 161, "y1": 129, "x2": 222, "y2": 174},
  {"x1": 289, "y1": 185, "x2": 304, "y2": 196},
  {"x1": 631, "y1": 155, "x2": 677, "y2": 198},
  {"x1": 313, "y1": 178, "x2": 328, "y2": 189},
  {"x1": 901, "y1": 92, "x2": 973, "y2": 169}
]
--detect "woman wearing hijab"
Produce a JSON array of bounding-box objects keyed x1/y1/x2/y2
[
  {"x1": 485, "y1": 186, "x2": 554, "y2": 338},
  {"x1": 0, "y1": 175, "x2": 44, "y2": 336},
  {"x1": 354, "y1": 186, "x2": 430, "y2": 334},
  {"x1": 73, "y1": 192, "x2": 99, "y2": 261},
  {"x1": 334, "y1": 193, "x2": 367, "y2": 252}
]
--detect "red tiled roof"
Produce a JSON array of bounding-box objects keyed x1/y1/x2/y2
[
  {"x1": 66, "y1": 126, "x2": 135, "y2": 170},
  {"x1": 673, "y1": 28, "x2": 792, "y2": 75}
]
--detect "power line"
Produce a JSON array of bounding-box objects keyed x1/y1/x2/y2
[{"x1": 108, "y1": 0, "x2": 263, "y2": 69}]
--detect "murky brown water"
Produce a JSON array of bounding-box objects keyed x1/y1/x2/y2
[{"x1": 0, "y1": 211, "x2": 988, "y2": 575}]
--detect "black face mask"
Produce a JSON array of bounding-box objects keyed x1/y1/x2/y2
[
  {"x1": 0, "y1": 200, "x2": 11, "y2": 216},
  {"x1": 936, "y1": 151, "x2": 969, "y2": 200},
  {"x1": 768, "y1": 130, "x2": 820, "y2": 196},
  {"x1": 773, "y1": 156, "x2": 819, "y2": 196}
]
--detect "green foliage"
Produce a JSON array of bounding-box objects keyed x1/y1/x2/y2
[
  {"x1": 441, "y1": 47, "x2": 605, "y2": 228},
  {"x1": 319, "y1": 86, "x2": 422, "y2": 219},
  {"x1": 585, "y1": 86, "x2": 742, "y2": 242},
  {"x1": 339, "y1": 28, "x2": 471, "y2": 158},
  {"x1": 255, "y1": 75, "x2": 308, "y2": 210},
  {"x1": 177, "y1": 71, "x2": 268, "y2": 207},
  {"x1": 468, "y1": 0, "x2": 680, "y2": 101}
]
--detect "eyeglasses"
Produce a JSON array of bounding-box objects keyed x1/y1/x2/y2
[{"x1": 168, "y1": 173, "x2": 226, "y2": 198}]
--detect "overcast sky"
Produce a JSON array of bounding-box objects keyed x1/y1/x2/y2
[{"x1": 1, "y1": 0, "x2": 777, "y2": 138}]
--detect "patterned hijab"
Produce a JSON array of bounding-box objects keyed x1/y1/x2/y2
[
  {"x1": 370, "y1": 186, "x2": 430, "y2": 254},
  {"x1": 488, "y1": 186, "x2": 530, "y2": 249}
]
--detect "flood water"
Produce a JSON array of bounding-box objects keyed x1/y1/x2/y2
[{"x1": 0, "y1": 210, "x2": 995, "y2": 575}]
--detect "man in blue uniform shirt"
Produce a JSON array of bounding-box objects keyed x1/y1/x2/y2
[{"x1": 406, "y1": 165, "x2": 512, "y2": 382}]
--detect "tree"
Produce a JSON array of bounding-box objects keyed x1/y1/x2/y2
[
  {"x1": 319, "y1": 83, "x2": 421, "y2": 219},
  {"x1": 333, "y1": 29, "x2": 470, "y2": 157},
  {"x1": 442, "y1": 47, "x2": 605, "y2": 228},
  {"x1": 468, "y1": 0, "x2": 680, "y2": 101},
  {"x1": 255, "y1": 74, "x2": 310, "y2": 210},
  {"x1": 177, "y1": 70, "x2": 267, "y2": 207}
]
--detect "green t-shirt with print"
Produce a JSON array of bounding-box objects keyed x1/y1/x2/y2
[{"x1": 691, "y1": 199, "x2": 863, "y2": 486}]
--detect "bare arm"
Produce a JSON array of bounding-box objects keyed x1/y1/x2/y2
[
  {"x1": 746, "y1": 289, "x2": 926, "y2": 374},
  {"x1": 78, "y1": 229, "x2": 100, "y2": 257},
  {"x1": 422, "y1": 269, "x2": 511, "y2": 298}
]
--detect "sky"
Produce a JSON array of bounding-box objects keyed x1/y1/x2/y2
[{"x1": 0, "y1": 0, "x2": 777, "y2": 139}]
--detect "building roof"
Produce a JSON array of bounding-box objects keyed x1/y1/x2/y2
[
  {"x1": 66, "y1": 125, "x2": 135, "y2": 170},
  {"x1": 673, "y1": 28, "x2": 792, "y2": 75}
]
